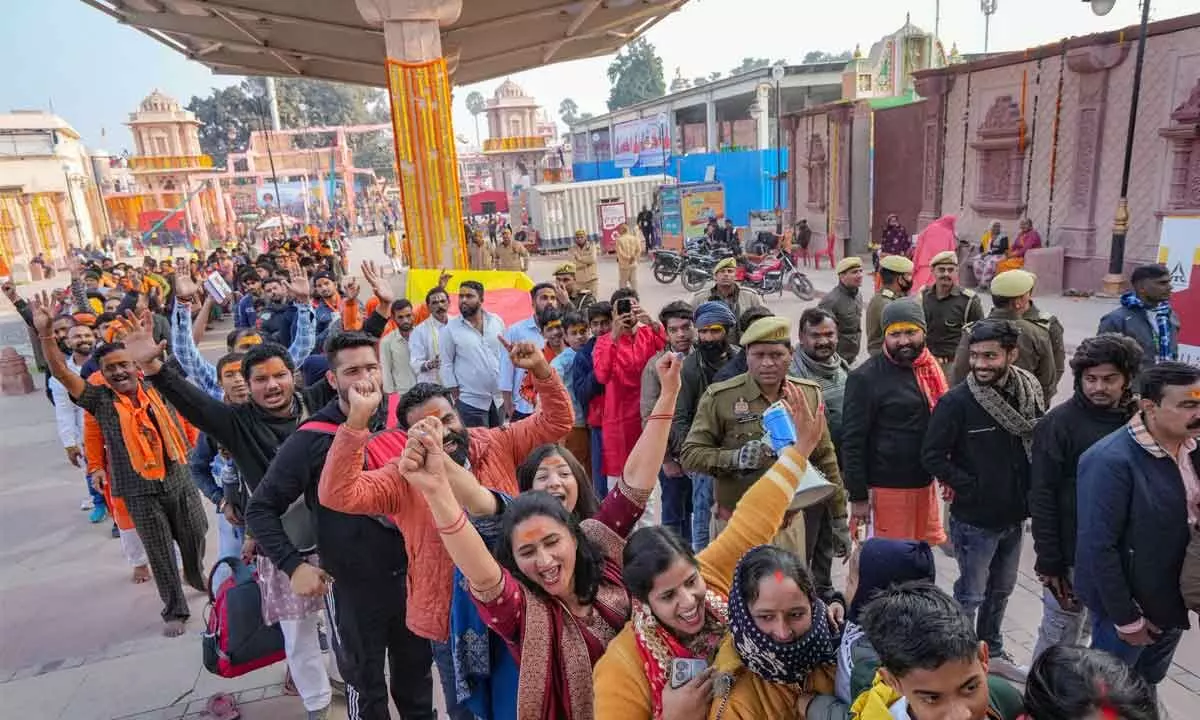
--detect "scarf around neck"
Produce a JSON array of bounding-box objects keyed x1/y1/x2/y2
[
  {"x1": 98, "y1": 375, "x2": 190, "y2": 480},
  {"x1": 632, "y1": 592, "x2": 730, "y2": 719},
  {"x1": 1120, "y1": 290, "x2": 1175, "y2": 362},
  {"x1": 884, "y1": 346, "x2": 949, "y2": 412},
  {"x1": 966, "y1": 365, "x2": 1043, "y2": 459},
  {"x1": 795, "y1": 349, "x2": 848, "y2": 382},
  {"x1": 728, "y1": 550, "x2": 838, "y2": 685}
]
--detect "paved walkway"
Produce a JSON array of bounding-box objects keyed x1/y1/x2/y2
[{"x1": 0, "y1": 241, "x2": 1194, "y2": 718}]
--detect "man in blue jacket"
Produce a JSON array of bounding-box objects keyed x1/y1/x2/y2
[
  {"x1": 1076, "y1": 361, "x2": 1200, "y2": 688},
  {"x1": 1097, "y1": 264, "x2": 1180, "y2": 378}
]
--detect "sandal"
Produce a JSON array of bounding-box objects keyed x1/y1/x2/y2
[{"x1": 205, "y1": 692, "x2": 240, "y2": 720}]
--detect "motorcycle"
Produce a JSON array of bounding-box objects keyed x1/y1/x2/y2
[
  {"x1": 679, "y1": 239, "x2": 736, "y2": 292},
  {"x1": 651, "y1": 248, "x2": 684, "y2": 284},
  {"x1": 739, "y1": 250, "x2": 815, "y2": 300}
]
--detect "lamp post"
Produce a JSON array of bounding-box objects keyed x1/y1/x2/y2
[
  {"x1": 1088, "y1": 0, "x2": 1149, "y2": 296},
  {"x1": 981, "y1": 0, "x2": 998, "y2": 53},
  {"x1": 61, "y1": 162, "x2": 84, "y2": 250},
  {"x1": 591, "y1": 131, "x2": 600, "y2": 179},
  {"x1": 748, "y1": 99, "x2": 766, "y2": 215},
  {"x1": 772, "y1": 64, "x2": 786, "y2": 234}
]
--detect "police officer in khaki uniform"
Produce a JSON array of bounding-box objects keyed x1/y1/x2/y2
[
  {"x1": 680, "y1": 317, "x2": 849, "y2": 585},
  {"x1": 494, "y1": 228, "x2": 528, "y2": 271},
  {"x1": 568, "y1": 229, "x2": 599, "y2": 297},
  {"x1": 551, "y1": 262, "x2": 595, "y2": 312},
  {"x1": 1025, "y1": 300, "x2": 1066, "y2": 389},
  {"x1": 467, "y1": 230, "x2": 493, "y2": 270},
  {"x1": 865, "y1": 254, "x2": 914, "y2": 356},
  {"x1": 921, "y1": 250, "x2": 984, "y2": 376},
  {"x1": 817, "y1": 256, "x2": 866, "y2": 365},
  {"x1": 951, "y1": 269, "x2": 1058, "y2": 401},
  {"x1": 690, "y1": 256, "x2": 766, "y2": 346}
]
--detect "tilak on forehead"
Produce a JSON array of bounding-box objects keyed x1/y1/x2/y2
[{"x1": 773, "y1": 570, "x2": 786, "y2": 584}]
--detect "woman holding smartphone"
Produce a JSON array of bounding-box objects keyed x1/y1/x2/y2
[{"x1": 593, "y1": 385, "x2": 845, "y2": 720}]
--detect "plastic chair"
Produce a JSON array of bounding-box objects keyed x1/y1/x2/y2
[{"x1": 812, "y1": 233, "x2": 837, "y2": 269}]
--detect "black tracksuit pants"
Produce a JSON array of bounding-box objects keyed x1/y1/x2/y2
[{"x1": 326, "y1": 572, "x2": 435, "y2": 720}]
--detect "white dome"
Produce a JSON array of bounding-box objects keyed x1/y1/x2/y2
[{"x1": 140, "y1": 89, "x2": 180, "y2": 113}]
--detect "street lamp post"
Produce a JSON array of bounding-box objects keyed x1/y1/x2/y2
[
  {"x1": 1090, "y1": 0, "x2": 1150, "y2": 295},
  {"x1": 772, "y1": 64, "x2": 786, "y2": 234}
]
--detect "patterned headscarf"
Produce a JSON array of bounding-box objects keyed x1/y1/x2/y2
[{"x1": 728, "y1": 546, "x2": 838, "y2": 685}]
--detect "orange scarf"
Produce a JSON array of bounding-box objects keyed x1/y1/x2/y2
[
  {"x1": 88, "y1": 372, "x2": 191, "y2": 480},
  {"x1": 885, "y1": 346, "x2": 949, "y2": 411}
]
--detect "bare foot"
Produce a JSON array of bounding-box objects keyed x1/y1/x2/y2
[
  {"x1": 162, "y1": 619, "x2": 186, "y2": 637},
  {"x1": 131, "y1": 565, "x2": 151, "y2": 584}
]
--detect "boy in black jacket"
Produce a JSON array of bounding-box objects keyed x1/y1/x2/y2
[{"x1": 1028, "y1": 334, "x2": 1140, "y2": 660}]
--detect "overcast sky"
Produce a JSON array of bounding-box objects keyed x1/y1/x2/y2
[{"x1": 1, "y1": 0, "x2": 1193, "y2": 153}]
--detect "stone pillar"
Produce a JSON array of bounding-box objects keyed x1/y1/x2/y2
[
  {"x1": 829, "y1": 105, "x2": 853, "y2": 240},
  {"x1": 52, "y1": 194, "x2": 72, "y2": 258},
  {"x1": 358, "y1": 0, "x2": 467, "y2": 269},
  {"x1": 755, "y1": 84, "x2": 771, "y2": 151},
  {"x1": 913, "y1": 73, "x2": 955, "y2": 230},
  {"x1": 188, "y1": 185, "x2": 210, "y2": 248},
  {"x1": 705, "y1": 99, "x2": 717, "y2": 153},
  {"x1": 1059, "y1": 43, "x2": 1130, "y2": 272}
]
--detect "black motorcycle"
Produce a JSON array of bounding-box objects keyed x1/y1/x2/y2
[
  {"x1": 651, "y1": 248, "x2": 684, "y2": 284},
  {"x1": 679, "y1": 245, "x2": 736, "y2": 292}
]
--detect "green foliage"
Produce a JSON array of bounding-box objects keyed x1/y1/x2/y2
[
  {"x1": 606, "y1": 38, "x2": 666, "y2": 112},
  {"x1": 465, "y1": 90, "x2": 486, "y2": 146},
  {"x1": 802, "y1": 50, "x2": 853, "y2": 64},
  {"x1": 559, "y1": 97, "x2": 580, "y2": 126}
]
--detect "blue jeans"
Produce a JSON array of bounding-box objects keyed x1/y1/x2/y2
[
  {"x1": 431, "y1": 639, "x2": 475, "y2": 720},
  {"x1": 689, "y1": 472, "x2": 713, "y2": 551},
  {"x1": 660, "y1": 469, "x2": 692, "y2": 542},
  {"x1": 1090, "y1": 613, "x2": 1183, "y2": 686},
  {"x1": 1032, "y1": 567, "x2": 1088, "y2": 661},
  {"x1": 211, "y1": 509, "x2": 245, "y2": 591},
  {"x1": 949, "y1": 517, "x2": 1023, "y2": 655},
  {"x1": 590, "y1": 428, "x2": 606, "y2": 501}
]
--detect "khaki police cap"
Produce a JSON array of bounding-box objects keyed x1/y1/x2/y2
[
  {"x1": 990, "y1": 269, "x2": 1036, "y2": 298},
  {"x1": 553, "y1": 262, "x2": 576, "y2": 276},
  {"x1": 714, "y1": 257, "x2": 738, "y2": 272},
  {"x1": 740, "y1": 316, "x2": 791, "y2": 346},
  {"x1": 836, "y1": 256, "x2": 864, "y2": 274},
  {"x1": 929, "y1": 250, "x2": 958, "y2": 268},
  {"x1": 880, "y1": 255, "x2": 915, "y2": 273}
]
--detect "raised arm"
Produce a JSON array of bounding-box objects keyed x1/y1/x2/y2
[
  {"x1": 192, "y1": 295, "x2": 216, "y2": 346},
  {"x1": 318, "y1": 384, "x2": 411, "y2": 515},
  {"x1": 622, "y1": 352, "x2": 681, "y2": 493},
  {"x1": 169, "y1": 298, "x2": 219, "y2": 398},
  {"x1": 501, "y1": 339, "x2": 574, "y2": 458},
  {"x1": 30, "y1": 292, "x2": 86, "y2": 399}
]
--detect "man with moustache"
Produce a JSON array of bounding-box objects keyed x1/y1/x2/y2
[
  {"x1": 259, "y1": 275, "x2": 301, "y2": 347},
  {"x1": 671, "y1": 300, "x2": 739, "y2": 551},
  {"x1": 1076, "y1": 362, "x2": 1200, "y2": 689},
  {"x1": 552, "y1": 262, "x2": 595, "y2": 311},
  {"x1": 410, "y1": 286, "x2": 451, "y2": 385},
  {"x1": 500, "y1": 282, "x2": 559, "y2": 421},
  {"x1": 1029, "y1": 334, "x2": 1142, "y2": 659},
  {"x1": 380, "y1": 299, "x2": 417, "y2": 395},
  {"x1": 50, "y1": 322, "x2": 109, "y2": 523},
  {"x1": 33, "y1": 301, "x2": 206, "y2": 638},
  {"x1": 818, "y1": 256, "x2": 866, "y2": 365},
  {"x1": 235, "y1": 266, "x2": 264, "y2": 329},
  {"x1": 568, "y1": 229, "x2": 600, "y2": 297},
  {"x1": 690, "y1": 257, "x2": 764, "y2": 346},
  {"x1": 246, "y1": 333, "x2": 435, "y2": 720},
  {"x1": 842, "y1": 300, "x2": 948, "y2": 546},
  {"x1": 921, "y1": 250, "x2": 984, "y2": 377},
  {"x1": 922, "y1": 320, "x2": 1045, "y2": 682},
  {"x1": 865, "y1": 254, "x2": 914, "y2": 356},
  {"x1": 440, "y1": 281, "x2": 507, "y2": 427}
]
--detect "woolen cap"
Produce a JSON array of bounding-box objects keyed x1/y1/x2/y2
[
  {"x1": 714, "y1": 256, "x2": 738, "y2": 272},
  {"x1": 929, "y1": 250, "x2": 958, "y2": 267},
  {"x1": 881, "y1": 298, "x2": 927, "y2": 332},
  {"x1": 740, "y1": 316, "x2": 791, "y2": 346},
  {"x1": 880, "y1": 255, "x2": 914, "y2": 273},
  {"x1": 836, "y1": 256, "x2": 863, "y2": 274},
  {"x1": 990, "y1": 269, "x2": 1036, "y2": 298}
]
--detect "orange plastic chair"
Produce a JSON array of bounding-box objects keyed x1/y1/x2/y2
[{"x1": 812, "y1": 233, "x2": 837, "y2": 269}]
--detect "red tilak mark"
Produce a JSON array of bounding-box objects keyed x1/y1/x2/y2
[{"x1": 773, "y1": 570, "x2": 785, "y2": 584}]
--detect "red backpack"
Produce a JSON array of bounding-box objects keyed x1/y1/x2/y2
[{"x1": 202, "y1": 557, "x2": 285, "y2": 678}]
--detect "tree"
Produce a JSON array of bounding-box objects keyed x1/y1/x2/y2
[
  {"x1": 186, "y1": 85, "x2": 258, "y2": 168},
  {"x1": 729, "y1": 57, "x2": 772, "y2": 76},
  {"x1": 708, "y1": 72, "x2": 722, "y2": 82},
  {"x1": 558, "y1": 97, "x2": 580, "y2": 127},
  {"x1": 692, "y1": 77, "x2": 709, "y2": 87},
  {"x1": 669, "y1": 68, "x2": 691, "y2": 93},
  {"x1": 606, "y1": 37, "x2": 666, "y2": 111},
  {"x1": 802, "y1": 50, "x2": 853, "y2": 64},
  {"x1": 465, "y1": 91, "x2": 486, "y2": 147},
  {"x1": 578, "y1": 112, "x2": 595, "y2": 121}
]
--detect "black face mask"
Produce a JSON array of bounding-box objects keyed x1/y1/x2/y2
[{"x1": 698, "y1": 340, "x2": 727, "y2": 360}]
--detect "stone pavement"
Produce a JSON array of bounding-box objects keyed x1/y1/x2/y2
[{"x1": 0, "y1": 240, "x2": 1194, "y2": 718}]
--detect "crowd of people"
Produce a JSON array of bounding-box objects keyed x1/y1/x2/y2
[{"x1": 1, "y1": 215, "x2": 1195, "y2": 720}]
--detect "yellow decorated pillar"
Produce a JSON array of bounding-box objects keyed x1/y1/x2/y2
[{"x1": 358, "y1": 0, "x2": 467, "y2": 269}]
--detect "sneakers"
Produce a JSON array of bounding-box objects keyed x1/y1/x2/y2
[
  {"x1": 80, "y1": 499, "x2": 93, "y2": 511},
  {"x1": 988, "y1": 650, "x2": 1029, "y2": 683},
  {"x1": 306, "y1": 706, "x2": 330, "y2": 720},
  {"x1": 88, "y1": 505, "x2": 108, "y2": 524},
  {"x1": 110, "y1": 523, "x2": 120, "y2": 539}
]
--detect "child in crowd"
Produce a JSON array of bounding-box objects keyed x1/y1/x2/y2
[{"x1": 1022, "y1": 645, "x2": 1157, "y2": 720}]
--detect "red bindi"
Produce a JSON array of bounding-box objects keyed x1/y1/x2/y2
[{"x1": 773, "y1": 570, "x2": 785, "y2": 584}]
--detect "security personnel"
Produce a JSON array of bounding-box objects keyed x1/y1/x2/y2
[
  {"x1": 921, "y1": 250, "x2": 984, "y2": 376},
  {"x1": 865, "y1": 254, "x2": 914, "y2": 356},
  {"x1": 552, "y1": 262, "x2": 595, "y2": 311},
  {"x1": 951, "y1": 269, "x2": 1058, "y2": 401},
  {"x1": 680, "y1": 316, "x2": 847, "y2": 573},
  {"x1": 690, "y1": 256, "x2": 765, "y2": 346},
  {"x1": 568, "y1": 229, "x2": 599, "y2": 296},
  {"x1": 467, "y1": 230, "x2": 493, "y2": 270},
  {"x1": 1025, "y1": 299, "x2": 1066, "y2": 389},
  {"x1": 817, "y1": 256, "x2": 866, "y2": 365},
  {"x1": 493, "y1": 228, "x2": 528, "y2": 271}
]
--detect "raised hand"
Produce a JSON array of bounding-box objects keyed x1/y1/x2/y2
[
  {"x1": 399, "y1": 416, "x2": 450, "y2": 496},
  {"x1": 634, "y1": 301, "x2": 653, "y2": 328},
  {"x1": 500, "y1": 336, "x2": 549, "y2": 376},
  {"x1": 65, "y1": 254, "x2": 84, "y2": 279},
  {"x1": 655, "y1": 349, "x2": 683, "y2": 395},
  {"x1": 287, "y1": 273, "x2": 311, "y2": 303},
  {"x1": 29, "y1": 290, "x2": 55, "y2": 335},
  {"x1": 121, "y1": 309, "x2": 167, "y2": 365},
  {"x1": 343, "y1": 278, "x2": 360, "y2": 302},
  {"x1": 2, "y1": 280, "x2": 21, "y2": 307},
  {"x1": 345, "y1": 378, "x2": 382, "y2": 430},
  {"x1": 173, "y1": 269, "x2": 199, "y2": 301},
  {"x1": 782, "y1": 382, "x2": 826, "y2": 458}
]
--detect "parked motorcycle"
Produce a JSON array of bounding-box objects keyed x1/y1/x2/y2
[
  {"x1": 651, "y1": 248, "x2": 684, "y2": 284},
  {"x1": 739, "y1": 250, "x2": 815, "y2": 300},
  {"x1": 678, "y1": 239, "x2": 736, "y2": 292}
]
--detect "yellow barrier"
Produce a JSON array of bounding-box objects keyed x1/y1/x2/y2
[{"x1": 405, "y1": 268, "x2": 534, "y2": 304}]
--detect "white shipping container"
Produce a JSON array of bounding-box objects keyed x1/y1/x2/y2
[{"x1": 528, "y1": 175, "x2": 675, "y2": 252}]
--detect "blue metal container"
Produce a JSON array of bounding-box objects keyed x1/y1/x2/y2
[{"x1": 762, "y1": 401, "x2": 797, "y2": 452}]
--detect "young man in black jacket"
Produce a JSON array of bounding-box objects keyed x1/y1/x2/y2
[
  {"x1": 922, "y1": 320, "x2": 1045, "y2": 684},
  {"x1": 1028, "y1": 334, "x2": 1141, "y2": 660},
  {"x1": 246, "y1": 332, "x2": 434, "y2": 720}
]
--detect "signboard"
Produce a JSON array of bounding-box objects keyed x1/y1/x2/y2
[
  {"x1": 680, "y1": 183, "x2": 725, "y2": 242},
  {"x1": 749, "y1": 210, "x2": 779, "y2": 237},
  {"x1": 613, "y1": 114, "x2": 671, "y2": 169},
  {"x1": 597, "y1": 198, "x2": 628, "y2": 254},
  {"x1": 1157, "y1": 215, "x2": 1200, "y2": 363}
]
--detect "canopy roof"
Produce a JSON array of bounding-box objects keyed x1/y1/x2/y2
[{"x1": 81, "y1": 0, "x2": 690, "y2": 87}]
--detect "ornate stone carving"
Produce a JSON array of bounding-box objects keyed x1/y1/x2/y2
[
  {"x1": 969, "y1": 95, "x2": 1025, "y2": 218},
  {"x1": 805, "y1": 133, "x2": 827, "y2": 211},
  {"x1": 914, "y1": 72, "x2": 954, "y2": 229},
  {"x1": 1159, "y1": 76, "x2": 1200, "y2": 213},
  {"x1": 1071, "y1": 108, "x2": 1099, "y2": 212}
]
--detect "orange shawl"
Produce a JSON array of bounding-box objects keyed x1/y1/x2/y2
[{"x1": 86, "y1": 371, "x2": 194, "y2": 480}]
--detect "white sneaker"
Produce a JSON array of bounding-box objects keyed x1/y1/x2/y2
[
  {"x1": 80, "y1": 499, "x2": 93, "y2": 511},
  {"x1": 988, "y1": 651, "x2": 1029, "y2": 683}
]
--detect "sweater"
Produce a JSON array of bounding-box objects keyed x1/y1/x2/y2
[
  {"x1": 1075, "y1": 425, "x2": 1195, "y2": 630},
  {"x1": 318, "y1": 370, "x2": 574, "y2": 641},
  {"x1": 593, "y1": 446, "x2": 840, "y2": 720},
  {"x1": 1028, "y1": 392, "x2": 1133, "y2": 576}
]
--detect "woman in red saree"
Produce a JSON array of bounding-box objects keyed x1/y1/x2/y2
[
  {"x1": 400, "y1": 353, "x2": 682, "y2": 720},
  {"x1": 910, "y1": 215, "x2": 958, "y2": 293}
]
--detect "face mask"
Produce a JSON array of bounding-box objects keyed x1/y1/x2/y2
[{"x1": 698, "y1": 340, "x2": 726, "y2": 360}]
